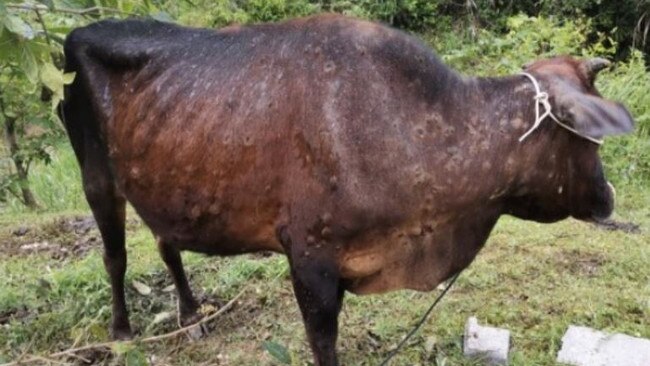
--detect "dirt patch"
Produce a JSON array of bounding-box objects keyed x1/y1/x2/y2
[
  {"x1": 0, "y1": 215, "x2": 141, "y2": 259},
  {"x1": 0, "y1": 306, "x2": 31, "y2": 325},
  {"x1": 556, "y1": 249, "x2": 607, "y2": 277}
]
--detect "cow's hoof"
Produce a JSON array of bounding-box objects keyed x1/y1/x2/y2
[
  {"x1": 179, "y1": 310, "x2": 208, "y2": 340},
  {"x1": 178, "y1": 311, "x2": 208, "y2": 341},
  {"x1": 111, "y1": 326, "x2": 134, "y2": 341},
  {"x1": 179, "y1": 311, "x2": 203, "y2": 327}
]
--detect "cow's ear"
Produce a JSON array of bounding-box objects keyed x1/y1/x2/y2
[{"x1": 555, "y1": 91, "x2": 635, "y2": 139}]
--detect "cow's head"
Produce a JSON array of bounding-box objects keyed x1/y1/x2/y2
[{"x1": 507, "y1": 56, "x2": 634, "y2": 223}]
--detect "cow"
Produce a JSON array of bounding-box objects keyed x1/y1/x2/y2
[{"x1": 59, "y1": 14, "x2": 634, "y2": 365}]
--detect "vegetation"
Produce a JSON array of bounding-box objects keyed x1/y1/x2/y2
[{"x1": 0, "y1": 0, "x2": 648, "y2": 365}]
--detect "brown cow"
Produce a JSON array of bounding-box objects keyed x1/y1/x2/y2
[{"x1": 60, "y1": 14, "x2": 633, "y2": 365}]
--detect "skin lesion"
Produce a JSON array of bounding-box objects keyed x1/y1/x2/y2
[{"x1": 336, "y1": 217, "x2": 454, "y2": 294}]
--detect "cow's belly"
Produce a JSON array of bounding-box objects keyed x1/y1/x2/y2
[
  {"x1": 338, "y1": 219, "x2": 456, "y2": 294},
  {"x1": 133, "y1": 201, "x2": 284, "y2": 255}
]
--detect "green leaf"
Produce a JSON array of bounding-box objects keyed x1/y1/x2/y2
[
  {"x1": 40, "y1": 62, "x2": 76, "y2": 109},
  {"x1": 63, "y1": 72, "x2": 76, "y2": 84},
  {"x1": 125, "y1": 348, "x2": 149, "y2": 366},
  {"x1": 47, "y1": 26, "x2": 75, "y2": 34},
  {"x1": 40, "y1": 62, "x2": 61, "y2": 90},
  {"x1": 20, "y1": 44, "x2": 39, "y2": 83},
  {"x1": 263, "y1": 341, "x2": 291, "y2": 365},
  {"x1": 4, "y1": 15, "x2": 35, "y2": 40}
]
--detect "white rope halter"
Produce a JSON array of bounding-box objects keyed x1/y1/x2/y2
[{"x1": 518, "y1": 72, "x2": 603, "y2": 145}]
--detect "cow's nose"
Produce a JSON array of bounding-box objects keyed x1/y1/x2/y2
[{"x1": 591, "y1": 180, "x2": 616, "y2": 220}]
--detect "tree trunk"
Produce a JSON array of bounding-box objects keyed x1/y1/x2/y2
[{"x1": 0, "y1": 94, "x2": 39, "y2": 209}]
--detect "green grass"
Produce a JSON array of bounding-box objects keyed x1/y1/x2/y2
[
  {"x1": 1, "y1": 142, "x2": 88, "y2": 214},
  {"x1": 1, "y1": 184, "x2": 648, "y2": 365},
  {"x1": 0, "y1": 13, "x2": 648, "y2": 365}
]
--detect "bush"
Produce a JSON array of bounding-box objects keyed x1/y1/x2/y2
[
  {"x1": 598, "y1": 50, "x2": 650, "y2": 187},
  {"x1": 241, "y1": 0, "x2": 319, "y2": 22},
  {"x1": 431, "y1": 14, "x2": 613, "y2": 75}
]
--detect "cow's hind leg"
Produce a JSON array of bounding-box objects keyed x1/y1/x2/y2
[
  {"x1": 60, "y1": 47, "x2": 132, "y2": 339},
  {"x1": 82, "y1": 162, "x2": 131, "y2": 339},
  {"x1": 157, "y1": 240, "x2": 200, "y2": 325},
  {"x1": 281, "y1": 229, "x2": 344, "y2": 366}
]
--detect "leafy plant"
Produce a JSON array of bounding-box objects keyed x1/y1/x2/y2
[
  {"x1": 0, "y1": 0, "x2": 160, "y2": 210},
  {"x1": 0, "y1": 2, "x2": 60, "y2": 208},
  {"x1": 263, "y1": 340, "x2": 292, "y2": 364},
  {"x1": 598, "y1": 50, "x2": 650, "y2": 187},
  {"x1": 433, "y1": 14, "x2": 616, "y2": 76}
]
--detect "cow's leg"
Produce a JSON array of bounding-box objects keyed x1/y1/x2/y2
[
  {"x1": 157, "y1": 240, "x2": 200, "y2": 325},
  {"x1": 281, "y1": 227, "x2": 344, "y2": 366},
  {"x1": 290, "y1": 257, "x2": 344, "y2": 366},
  {"x1": 82, "y1": 164, "x2": 131, "y2": 339}
]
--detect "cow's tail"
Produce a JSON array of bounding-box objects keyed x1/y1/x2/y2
[
  {"x1": 58, "y1": 20, "x2": 165, "y2": 166},
  {"x1": 58, "y1": 26, "x2": 98, "y2": 168}
]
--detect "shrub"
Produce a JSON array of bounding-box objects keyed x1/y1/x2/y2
[
  {"x1": 432, "y1": 14, "x2": 614, "y2": 76},
  {"x1": 598, "y1": 50, "x2": 650, "y2": 186}
]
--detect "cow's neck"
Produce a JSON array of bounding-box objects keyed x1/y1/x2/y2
[
  {"x1": 423, "y1": 74, "x2": 540, "y2": 209},
  {"x1": 412, "y1": 75, "x2": 554, "y2": 281},
  {"x1": 454, "y1": 74, "x2": 569, "y2": 221}
]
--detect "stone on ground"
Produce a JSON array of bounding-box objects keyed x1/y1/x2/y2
[
  {"x1": 557, "y1": 325, "x2": 650, "y2": 366},
  {"x1": 463, "y1": 316, "x2": 510, "y2": 365}
]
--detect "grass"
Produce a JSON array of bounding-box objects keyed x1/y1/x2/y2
[
  {"x1": 0, "y1": 15, "x2": 648, "y2": 364},
  {"x1": 0, "y1": 142, "x2": 89, "y2": 214},
  {"x1": 0, "y1": 144, "x2": 648, "y2": 365}
]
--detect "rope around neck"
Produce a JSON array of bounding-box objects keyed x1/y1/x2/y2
[{"x1": 518, "y1": 72, "x2": 603, "y2": 145}]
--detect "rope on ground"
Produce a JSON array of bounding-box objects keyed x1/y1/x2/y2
[
  {"x1": 378, "y1": 272, "x2": 461, "y2": 366},
  {"x1": 0, "y1": 287, "x2": 248, "y2": 366}
]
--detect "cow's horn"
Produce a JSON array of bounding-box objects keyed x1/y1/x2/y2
[{"x1": 583, "y1": 58, "x2": 611, "y2": 77}]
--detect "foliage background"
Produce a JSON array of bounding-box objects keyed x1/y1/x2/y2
[{"x1": 0, "y1": 1, "x2": 648, "y2": 365}]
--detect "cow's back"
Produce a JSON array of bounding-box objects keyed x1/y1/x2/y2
[{"x1": 63, "y1": 15, "x2": 481, "y2": 290}]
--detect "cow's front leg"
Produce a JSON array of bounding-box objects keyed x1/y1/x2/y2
[{"x1": 289, "y1": 250, "x2": 344, "y2": 366}]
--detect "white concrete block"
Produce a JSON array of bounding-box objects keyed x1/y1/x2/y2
[
  {"x1": 557, "y1": 325, "x2": 650, "y2": 366},
  {"x1": 463, "y1": 316, "x2": 510, "y2": 365}
]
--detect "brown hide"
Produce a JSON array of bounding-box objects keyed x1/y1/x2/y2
[{"x1": 66, "y1": 15, "x2": 623, "y2": 295}]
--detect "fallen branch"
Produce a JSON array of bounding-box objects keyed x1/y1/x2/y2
[
  {"x1": 1, "y1": 288, "x2": 247, "y2": 366},
  {"x1": 6, "y1": 3, "x2": 137, "y2": 16},
  {"x1": 18, "y1": 355, "x2": 72, "y2": 365}
]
